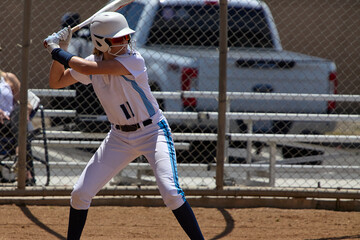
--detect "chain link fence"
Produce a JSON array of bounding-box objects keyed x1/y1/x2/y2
[{"x1": 0, "y1": 0, "x2": 359, "y2": 196}]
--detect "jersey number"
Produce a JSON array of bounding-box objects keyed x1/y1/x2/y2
[{"x1": 120, "y1": 101, "x2": 135, "y2": 119}]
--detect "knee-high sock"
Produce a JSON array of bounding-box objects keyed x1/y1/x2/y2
[
  {"x1": 172, "y1": 201, "x2": 204, "y2": 240},
  {"x1": 67, "y1": 206, "x2": 88, "y2": 240}
]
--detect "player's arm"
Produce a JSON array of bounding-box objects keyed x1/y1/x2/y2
[
  {"x1": 45, "y1": 27, "x2": 130, "y2": 79},
  {"x1": 68, "y1": 57, "x2": 130, "y2": 76},
  {"x1": 49, "y1": 55, "x2": 130, "y2": 89},
  {"x1": 49, "y1": 60, "x2": 77, "y2": 89}
]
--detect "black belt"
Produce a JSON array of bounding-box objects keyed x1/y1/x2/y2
[{"x1": 115, "y1": 119, "x2": 153, "y2": 132}]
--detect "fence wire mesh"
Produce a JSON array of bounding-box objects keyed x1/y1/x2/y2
[{"x1": 0, "y1": 0, "x2": 359, "y2": 193}]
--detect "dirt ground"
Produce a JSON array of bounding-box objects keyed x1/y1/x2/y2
[{"x1": 0, "y1": 205, "x2": 359, "y2": 240}]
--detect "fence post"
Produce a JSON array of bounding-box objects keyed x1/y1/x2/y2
[
  {"x1": 269, "y1": 142, "x2": 277, "y2": 187},
  {"x1": 17, "y1": 0, "x2": 32, "y2": 189},
  {"x1": 224, "y1": 98, "x2": 230, "y2": 163},
  {"x1": 216, "y1": 0, "x2": 228, "y2": 190},
  {"x1": 245, "y1": 119, "x2": 253, "y2": 183}
]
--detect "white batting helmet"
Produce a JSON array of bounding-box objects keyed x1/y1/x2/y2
[{"x1": 90, "y1": 12, "x2": 135, "y2": 52}]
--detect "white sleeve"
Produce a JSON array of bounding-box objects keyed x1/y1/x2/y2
[
  {"x1": 69, "y1": 55, "x2": 94, "y2": 85},
  {"x1": 69, "y1": 69, "x2": 92, "y2": 85},
  {"x1": 116, "y1": 51, "x2": 146, "y2": 78}
]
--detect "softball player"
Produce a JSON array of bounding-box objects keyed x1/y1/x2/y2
[{"x1": 44, "y1": 12, "x2": 204, "y2": 240}]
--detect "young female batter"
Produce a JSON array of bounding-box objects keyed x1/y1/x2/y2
[{"x1": 44, "y1": 12, "x2": 204, "y2": 240}]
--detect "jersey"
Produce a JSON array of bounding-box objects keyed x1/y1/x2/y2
[
  {"x1": 0, "y1": 76, "x2": 14, "y2": 116},
  {"x1": 69, "y1": 50, "x2": 161, "y2": 126}
]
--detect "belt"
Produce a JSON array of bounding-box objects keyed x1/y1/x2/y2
[{"x1": 115, "y1": 119, "x2": 153, "y2": 132}]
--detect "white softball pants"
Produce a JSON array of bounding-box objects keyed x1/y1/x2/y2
[{"x1": 70, "y1": 118, "x2": 186, "y2": 210}]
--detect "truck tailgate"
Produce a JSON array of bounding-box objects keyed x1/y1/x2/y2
[{"x1": 197, "y1": 49, "x2": 335, "y2": 113}]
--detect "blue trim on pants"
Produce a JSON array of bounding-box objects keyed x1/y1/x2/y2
[{"x1": 158, "y1": 119, "x2": 186, "y2": 201}]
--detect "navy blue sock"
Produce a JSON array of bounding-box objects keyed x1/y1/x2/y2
[
  {"x1": 172, "y1": 201, "x2": 204, "y2": 240},
  {"x1": 67, "y1": 206, "x2": 88, "y2": 240}
]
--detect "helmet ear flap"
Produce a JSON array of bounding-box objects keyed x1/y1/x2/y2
[{"x1": 91, "y1": 34, "x2": 110, "y2": 52}]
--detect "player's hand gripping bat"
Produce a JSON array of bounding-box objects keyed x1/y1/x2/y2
[{"x1": 44, "y1": 0, "x2": 134, "y2": 48}]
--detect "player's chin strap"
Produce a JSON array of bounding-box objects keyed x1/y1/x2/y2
[{"x1": 107, "y1": 40, "x2": 136, "y2": 57}]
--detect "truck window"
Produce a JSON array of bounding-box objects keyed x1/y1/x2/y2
[
  {"x1": 147, "y1": 4, "x2": 274, "y2": 48},
  {"x1": 117, "y1": 3, "x2": 145, "y2": 30}
]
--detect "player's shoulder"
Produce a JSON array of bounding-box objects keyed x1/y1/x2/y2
[
  {"x1": 116, "y1": 50, "x2": 144, "y2": 63},
  {"x1": 132, "y1": 50, "x2": 145, "y2": 61},
  {"x1": 126, "y1": 50, "x2": 142, "y2": 59}
]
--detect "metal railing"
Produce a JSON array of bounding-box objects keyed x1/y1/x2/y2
[{"x1": 26, "y1": 89, "x2": 360, "y2": 190}]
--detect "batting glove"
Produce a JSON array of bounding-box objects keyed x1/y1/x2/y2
[
  {"x1": 43, "y1": 33, "x2": 60, "y2": 54},
  {"x1": 58, "y1": 26, "x2": 72, "y2": 50}
]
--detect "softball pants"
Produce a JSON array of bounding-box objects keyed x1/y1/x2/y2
[{"x1": 70, "y1": 118, "x2": 186, "y2": 210}]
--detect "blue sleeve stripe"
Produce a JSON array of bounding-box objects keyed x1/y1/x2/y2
[{"x1": 122, "y1": 75, "x2": 155, "y2": 117}]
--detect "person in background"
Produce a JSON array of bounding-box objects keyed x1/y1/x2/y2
[{"x1": 0, "y1": 69, "x2": 36, "y2": 186}]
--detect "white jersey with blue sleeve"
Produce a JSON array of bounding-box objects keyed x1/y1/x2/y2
[{"x1": 69, "y1": 50, "x2": 162, "y2": 126}]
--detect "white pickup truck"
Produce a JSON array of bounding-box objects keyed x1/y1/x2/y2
[{"x1": 115, "y1": 0, "x2": 337, "y2": 159}]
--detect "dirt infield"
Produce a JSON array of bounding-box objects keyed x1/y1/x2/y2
[{"x1": 0, "y1": 205, "x2": 359, "y2": 240}]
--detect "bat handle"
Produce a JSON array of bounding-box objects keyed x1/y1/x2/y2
[{"x1": 71, "y1": 25, "x2": 81, "y2": 33}]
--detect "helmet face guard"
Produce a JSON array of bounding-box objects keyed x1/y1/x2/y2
[
  {"x1": 106, "y1": 35, "x2": 133, "y2": 56},
  {"x1": 90, "y1": 12, "x2": 135, "y2": 54}
]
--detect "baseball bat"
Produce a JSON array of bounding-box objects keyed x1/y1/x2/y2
[{"x1": 71, "y1": 0, "x2": 135, "y2": 33}]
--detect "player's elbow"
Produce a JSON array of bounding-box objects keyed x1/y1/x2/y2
[
  {"x1": 49, "y1": 81, "x2": 60, "y2": 89},
  {"x1": 49, "y1": 76, "x2": 65, "y2": 89}
]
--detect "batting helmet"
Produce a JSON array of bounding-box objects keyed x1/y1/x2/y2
[{"x1": 90, "y1": 12, "x2": 135, "y2": 53}]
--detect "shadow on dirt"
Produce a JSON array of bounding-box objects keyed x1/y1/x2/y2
[
  {"x1": 210, "y1": 208, "x2": 235, "y2": 240},
  {"x1": 17, "y1": 204, "x2": 66, "y2": 240}
]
